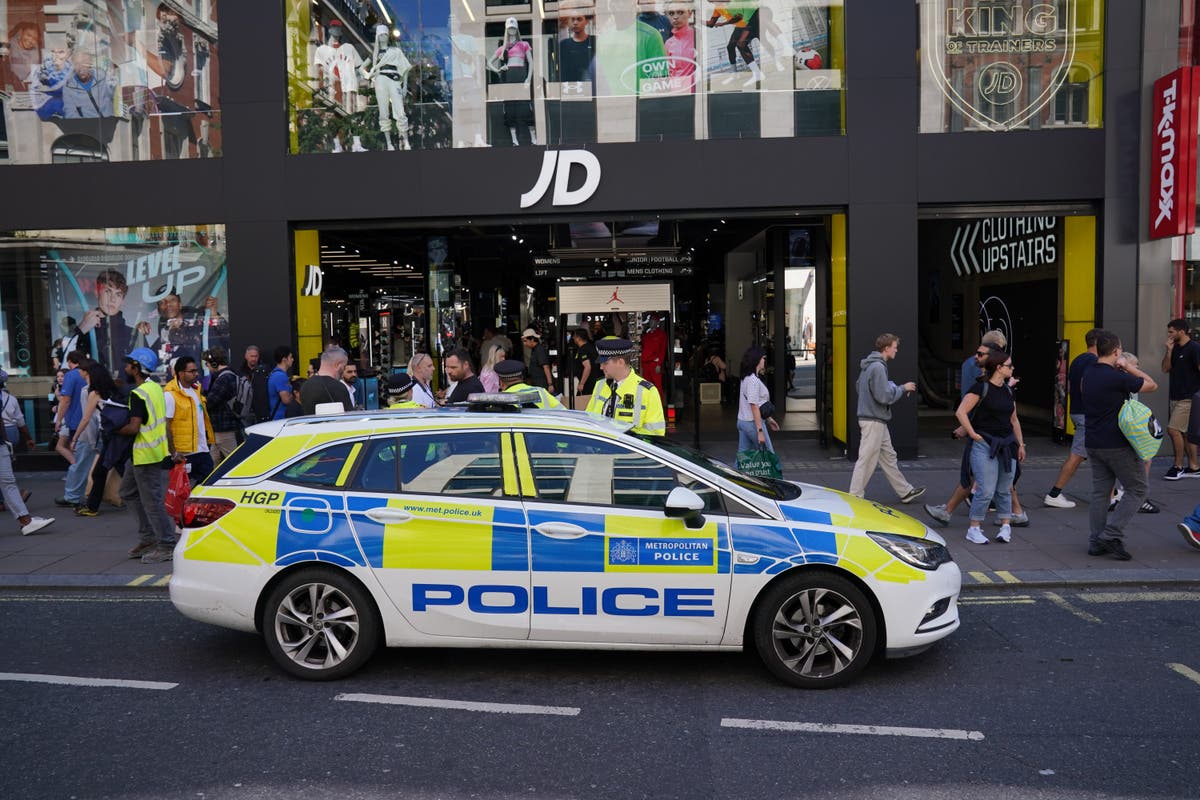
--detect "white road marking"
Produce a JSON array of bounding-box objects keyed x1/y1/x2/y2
[
  {"x1": 1166, "y1": 663, "x2": 1200, "y2": 687},
  {"x1": 720, "y1": 718, "x2": 985, "y2": 741},
  {"x1": 0, "y1": 595, "x2": 169, "y2": 603},
  {"x1": 0, "y1": 672, "x2": 177, "y2": 690},
  {"x1": 1044, "y1": 592, "x2": 1102, "y2": 624},
  {"x1": 1077, "y1": 591, "x2": 1200, "y2": 604},
  {"x1": 335, "y1": 693, "x2": 581, "y2": 716}
]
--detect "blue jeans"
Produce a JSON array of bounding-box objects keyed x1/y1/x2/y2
[
  {"x1": 968, "y1": 440, "x2": 1014, "y2": 522},
  {"x1": 737, "y1": 418, "x2": 774, "y2": 453},
  {"x1": 1186, "y1": 503, "x2": 1200, "y2": 530},
  {"x1": 63, "y1": 439, "x2": 97, "y2": 503}
]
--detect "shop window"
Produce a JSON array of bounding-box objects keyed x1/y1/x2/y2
[
  {"x1": 919, "y1": 0, "x2": 1105, "y2": 132},
  {"x1": 0, "y1": 0, "x2": 220, "y2": 166},
  {"x1": 285, "y1": 0, "x2": 846, "y2": 153}
]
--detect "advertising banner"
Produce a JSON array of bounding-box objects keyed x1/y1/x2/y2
[{"x1": 1149, "y1": 67, "x2": 1199, "y2": 240}]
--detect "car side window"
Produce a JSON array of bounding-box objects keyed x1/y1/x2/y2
[
  {"x1": 277, "y1": 441, "x2": 359, "y2": 488},
  {"x1": 351, "y1": 438, "x2": 399, "y2": 493},
  {"x1": 522, "y1": 432, "x2": 724, "y2": 513},
  {"x1": 398, "y1": 431, "x2": 503, "y2": 497}
]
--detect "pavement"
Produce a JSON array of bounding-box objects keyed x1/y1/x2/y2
[{"x1": 1, "y1": 432, "x2": 1197, "y2": 591}]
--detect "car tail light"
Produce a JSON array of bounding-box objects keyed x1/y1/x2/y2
[{"x1": 182, "y1": 498, "x2": 235, "y2": 528}]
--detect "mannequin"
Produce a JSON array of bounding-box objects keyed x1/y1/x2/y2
[
  {"x1": 487, "y1": 17, "x2": 537, "y2": 146},
  {"x1": 314, "y1": 21, "x2": 366, "y2": 152},
  {"x1": 640, "y1": 313, "x2": 668, "y2": 399},
  {"x1": 362, "y1": 25, "x2": 412, "y2": 150}
]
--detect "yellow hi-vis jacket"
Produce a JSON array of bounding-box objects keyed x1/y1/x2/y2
[
  {"x1": 503, "y1": 382, "x2": 564, "y2": 409},
  {"x1": 586, "y1": 371, "x2": 666, "y2": 435},
  {"x1": 131, "y1": 380, "x2": 169, "y2": 465}
]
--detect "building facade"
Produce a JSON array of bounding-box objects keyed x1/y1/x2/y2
[{"x1": 0, "y1": 0, "x2": 1188, "y2": 460}]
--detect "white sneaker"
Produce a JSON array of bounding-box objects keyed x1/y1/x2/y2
[
  {"x1": 1043, "y1": 493, "x2": 1076, "y2": 509},
  {"x1": 995, "y1": 524, "x2": 1012, "y2": 543},
  {"x1": 21, "y1": 516, "x2": 54, "y2": 536},
  {"x1": 965, "y1": 527, "x2": 988, "y2": 545}
]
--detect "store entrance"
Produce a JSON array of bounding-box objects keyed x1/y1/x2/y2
[{"x1": 297, "y1": 214, "x2": 837, "y2": 443}]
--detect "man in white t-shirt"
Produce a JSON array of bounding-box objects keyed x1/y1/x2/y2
[{"x1": 164, "y1": 356, "x2": 215, "y2": 485}]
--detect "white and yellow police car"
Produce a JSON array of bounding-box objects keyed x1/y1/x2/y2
[{"x1": 170, "y1": 397, "x2": 961, "y2": 689}]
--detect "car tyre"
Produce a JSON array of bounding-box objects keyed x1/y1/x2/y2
[
  {"x1": 262, "y1": 567, "x2": 380, "y2": 680},
  {"x1": 753, "y1": 572, "x2": 877, "y2": 689}
]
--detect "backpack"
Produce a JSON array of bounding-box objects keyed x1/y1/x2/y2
[
  {"x1": 233, "y1": 374, "x2": 257, "y2": 426},
  {"x1": 1118, "y1": 397, "x2": 1164, "y2": 460}
]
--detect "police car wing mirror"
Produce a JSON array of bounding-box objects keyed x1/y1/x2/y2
[{"x1": 664, "y1": 486, "x2": 705, "y2": 528}]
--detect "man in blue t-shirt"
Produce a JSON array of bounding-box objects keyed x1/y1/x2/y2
[
  {"x1": 53, "y1": 350, "x2": 94, "y2": 508},
  {"x1": 268, "y1": 346, "x2": 296, "y2": 420},
  {"x1": 1044, "y1": 328, "x2": 1101, "y2": 508},
  {"x1": 1081, "y1": 330, "x2": 1159, "y2": 560}
]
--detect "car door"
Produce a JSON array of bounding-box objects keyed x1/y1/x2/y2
[
  {"x1": 345, "y1": 428, "x2": 531, "y2": 640},
  {"x1": 514, "y1": 429, "x2": 732, "y2": 644}
]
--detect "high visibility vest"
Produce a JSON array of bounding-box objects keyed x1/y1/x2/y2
[
  {"x1": 388, "y1": 400, "x2": 424, "y2": 409},
  {"x1": 503, "y1": 382, "x2": 563, "y2": 409},
  {"x1": 132, "y1": 380, "x2": 169, "y2": 465},
  {"x1": 586, "y1": 370, "x2": 666, "y2": 435}
]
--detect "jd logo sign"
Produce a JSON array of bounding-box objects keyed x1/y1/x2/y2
[
  {"x1": 922, "y1": 0, "x2": 1076, "y2": 131},
  {"x1": 301, "y1": 265, "x2": 324, "y2": 297},
  {"x1": 520, "y1": 150, "x2": 602, "y2": 209}
]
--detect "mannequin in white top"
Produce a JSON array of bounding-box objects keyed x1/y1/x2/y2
[{"x1": 362, "y1": 25, "x2": 412, "y2": 151}]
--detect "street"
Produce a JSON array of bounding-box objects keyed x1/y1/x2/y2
[{"x1": 2, "y1": 587, "x2": 1198, "y2": 799}]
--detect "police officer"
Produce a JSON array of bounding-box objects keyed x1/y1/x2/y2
[
  {"x1": 586, "y1": 338, "x2": 666, "y2": 435},
  {"x1": 385, "y1": 373, "x2": 425, "y2": 409},
  {"x1": 496, "y1": 360, "x2": 564, "y2": 409}
]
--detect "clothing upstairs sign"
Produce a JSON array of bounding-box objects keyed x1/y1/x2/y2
[{"x1": 1150, "y1": 67, "x2": 1199, "y2": 241}]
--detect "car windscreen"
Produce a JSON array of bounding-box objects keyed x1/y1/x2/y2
[
  {"x1": 202, "y1": 433, "x2": 272, "y2": 484},
  {"x1": 634, "y1": 436, "x2": 801, "y2": 501}
]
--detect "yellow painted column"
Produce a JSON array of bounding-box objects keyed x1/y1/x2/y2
[
  {"x1": 831, "y1": 214, "x2": 848, "y2": 445},
  {"x1": 1061, "y1": 216, "x2": 1096, "y2": 435},
  {"x1": 294, "y1": 230, "x2": 323, "y2": 368}
]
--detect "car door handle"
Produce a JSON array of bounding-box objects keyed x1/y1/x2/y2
[
  {"x1": 364, "y1": 507, "x2": 414, "y2": 524},
  {"x1": 533, "y1": 521, "x2": 589, "y2": 539}
]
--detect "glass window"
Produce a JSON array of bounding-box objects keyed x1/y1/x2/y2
[
  {"x1": 395, "y1": 431, "x2": 504, "y2": 496},
  {"x1": 0, "y1": 1, "x2": 221, "y2": 165},
  {"x1": 918, "y1": 0, "x2": 1105, "y2": 132},
  {"x1": 522, "y1": 431, "x2": 724, "y2": 512},
  {"x1": 279, "y1": 441, "x2": 360, "y2": 487},
  {"x1": 284, "y1": 0, "x2": 846, "y2": 153}
]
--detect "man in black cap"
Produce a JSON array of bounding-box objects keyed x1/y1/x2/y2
[
  {"x1": 385, "y1": 373, "x2": 424, "y2": 409},
  {"x1": 585, "y1": 338, "x2": 666, "y2": 435},
  {"x1": 496, "y1": 360, "x2": 564, "y2": 408}
]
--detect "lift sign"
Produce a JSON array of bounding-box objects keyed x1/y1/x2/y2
[{"x1": 412, "y1": 584, "x2": 715, "y2": 617}]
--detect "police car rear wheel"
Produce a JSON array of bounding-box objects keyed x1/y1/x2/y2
[
  {"x1": 753, "y1": 573, "x2": 876, "y2": 689},
  {"x1": 263, "y1": 568, "x2": 379, "y2": 680}
]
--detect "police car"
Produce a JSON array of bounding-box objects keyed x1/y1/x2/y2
[{"x1": 170, "y1": 398, "x2": 961, "y2": 689}]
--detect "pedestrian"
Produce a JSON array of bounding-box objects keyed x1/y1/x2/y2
[
  {"x1": 202, "y1": 348, "x2": 240, "y2": 464},
  {"x1": 407, "y1": 353, "x2": 436, "y2": 407},
  {"x1": 74, "y1": 363, "x2": 123, "y2": 518},
  {"x1": 342, "y1": 359, "x2": 361, "y2": 409},
  {"x1": 1179, "y1": 503, "x2": 1200, "y2": 551},
  {"x1": 1104, "y1": 352, "x2": 1160, "y2": 513},
  {"x1": 385, "y1": 373, "x2": 424, "y2": 409},
  {"x1": 522, "y1": 328, "x2": 554, "y2": 390},
  {"x1": 572, "y1": 327, "x2": 599, "y2": 405},
  {"x1": 848, "y1": 333, "x2": 925, "y2": 503},
  {"x1": 268, "y1": 346, "x2": 296, "y2": 420},
  {"x1": 165, "y1": 355, "x2": 216, "y2": 485},
  {"x1": 955, "y1": 349, "x2": 1025, "y2": 544},
  {"x1": 1081, "y1": 330, "x2": 1158, "y2": 560},
  {"x1": 737, "y1": 346, "x2": 779, "y2": 453},
  {"x1": 117, "y1": 347, "x2": 177, "y2": 564},
  {"x1": 586, "y1": 338, "x2": 665, "y2": 435},
  {"x1": 497, "y1": 360, "x2": 563, "y2": 408},
  {"x1": 440, "y1": 348, "x2": 485, "y2": 404},
  {"x1": 54, "y1": 350, "x2": 95, "y2": 509},
  {"x1": 480, "y1": 343, "x2": 505, "y2": 393},
  {"x1": 0, "y1": 371, "x2": 53, "y2": 535},
  {"x1": 1160, "y1": 318, "x2": 1200, "y2": 479},
  {"x1": 239, "y1": 345, "x2": 271, "y2": 424},
  {"x1": 1044, "y1": 328, "x2": 1101, "y2": 508},
  {"x1": 299, "y1": 347, "x2": 353, "y2": 414}
]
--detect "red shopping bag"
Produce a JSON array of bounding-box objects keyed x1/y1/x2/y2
[{"x1": 165, "y1": 463, "x2": 191, "y2": 524}]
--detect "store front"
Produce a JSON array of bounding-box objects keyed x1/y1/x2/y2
[{"x1": 291, "y1": 213, "x2": 840, "y2": 442}]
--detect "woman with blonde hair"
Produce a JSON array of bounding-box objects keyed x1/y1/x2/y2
[{"x1": 480, "y1": 344, "x2": 505, "y2": 393}]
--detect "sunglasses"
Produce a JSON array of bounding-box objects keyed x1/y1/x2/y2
[{"x1": 975, "y1": 351, "x2": 989, "y2": 357}]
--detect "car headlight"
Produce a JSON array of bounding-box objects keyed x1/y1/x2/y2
[{"x1": 866, "y1": 531, "x2": 953, "y2": 570}]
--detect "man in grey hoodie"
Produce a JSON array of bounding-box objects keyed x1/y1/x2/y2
[{"x1": 848, "y1": 333, "x2": 925, "y2": 503}]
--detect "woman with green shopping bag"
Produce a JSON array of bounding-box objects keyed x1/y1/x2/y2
[{"x1": 736, "y1": 347, "x2": 782, "y2": 478}]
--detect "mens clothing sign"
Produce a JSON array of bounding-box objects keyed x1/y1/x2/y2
[{"x1": 1149, "y1": 67, "x2": 1199, "y2": 240}]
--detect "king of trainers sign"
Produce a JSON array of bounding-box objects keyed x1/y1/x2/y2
[{"x1": 1150, "y1": 67, "x2": 1199, "y2": 241}]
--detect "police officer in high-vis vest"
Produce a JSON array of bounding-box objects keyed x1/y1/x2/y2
[
  {"x1": 386, "y1": 373, "x2": 425, "y2": 409},
  {"x1": 586, "y1": 338, "x2": 666, "y2": 436},
  {"x1": 117, "y1": 347, "x2": 178, "y2": 564},
  {"x1": 496, "y1": 360, "x2": 564, "y2": 408}
]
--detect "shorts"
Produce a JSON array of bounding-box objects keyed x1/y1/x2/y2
[
  {"x1": 57, "y1": 426, "x2": 72, "y2": 439},
  {"x1": 1069, "y1": 413, "x2": 1087, "y2": 458},
  {"x1": 1168, "y1": 399, "x2": 1192, "y2": 432}
]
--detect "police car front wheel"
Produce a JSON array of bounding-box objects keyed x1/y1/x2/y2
[
  {"x1": 262, "y1": 568, "x2": 380, "y2": 680},
  {"x1": 753, "y1": 573, "x2": 877, "y2": 689}
]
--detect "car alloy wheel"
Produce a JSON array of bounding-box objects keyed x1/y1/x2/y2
[
  {"x1": 262, "y1": 567, "x2": 379, "y2": 680},
  {"x1": 753, "y1": 572, "x2": 877, "y2": 689}
]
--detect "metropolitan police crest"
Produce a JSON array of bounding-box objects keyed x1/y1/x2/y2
[
  {"x1": 609, "y1": 538, "x2": 639, "y2": 565},
  {"x1": 922, "y1": 0, "x2": 1077, "y2": 131}
]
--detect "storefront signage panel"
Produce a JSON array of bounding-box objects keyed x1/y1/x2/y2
[
  {"x1": 0, "y1": 1, "x2": 220, "y2": 166},
  {"x1": 919, "y1": 0, "x2": 1105, "y2": 132},
  {"x1": 1149, "y1": 67, "x2": 1199, "y2": 241},
  {"x1": 520, "y1": 150, "x2": 601, "y2": 208},
  {"x1": 948, "y1": 216, "x2": 1058, "y2": 278}
]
